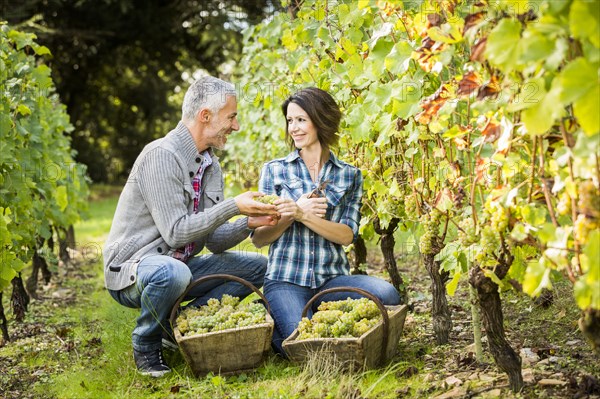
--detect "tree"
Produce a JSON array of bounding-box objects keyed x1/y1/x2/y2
[{"x1": 2, "y1": 0, "x2": 281, "y2": 182}]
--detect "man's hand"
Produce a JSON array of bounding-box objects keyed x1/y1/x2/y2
[
  {"x1": 248, "y1": 215, "x2": 279, "y2": 229},
  {"x1": 234, "y1": 192, "x2": 279, "y2": 217}
]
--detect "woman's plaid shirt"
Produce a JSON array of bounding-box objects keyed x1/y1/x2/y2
[{"x1": 258, "y1": 150, "x2": 363, "y2": 288}]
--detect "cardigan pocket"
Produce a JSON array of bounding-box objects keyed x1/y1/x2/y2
[{"x1": 204, "y1": 190, "x2": 223, "y2": 207}]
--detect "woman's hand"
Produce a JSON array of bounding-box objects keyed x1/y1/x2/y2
[
  {"x1": 276, "y1": 194, "x2": 328, "y2": 222},
  {"x1": 297, "y1": 194, "x2": 328, "y2": 220}
]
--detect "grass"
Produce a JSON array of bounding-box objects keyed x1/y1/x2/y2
[{"x1": 1, "y1": 184, "x2": 598, "y2": 399}]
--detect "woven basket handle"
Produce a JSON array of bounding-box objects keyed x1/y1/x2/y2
[
  {"x1": 300, "y1": 286, "x2": 389, "y2": 364},
  {"x1": 169, "y1": 274, "x2": 271, "y2": 329}
]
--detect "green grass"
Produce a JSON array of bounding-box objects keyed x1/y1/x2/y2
[
  {"x1": 26, "y1": 186, "x2": 428, "y2": 399},
  {"x1": 3, "y1": 185, "x2": 596, "y2": 399}
]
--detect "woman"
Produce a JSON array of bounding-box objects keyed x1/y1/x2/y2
[{"x1": 252, "y1": 87, "x2": 401, "y2": 355}]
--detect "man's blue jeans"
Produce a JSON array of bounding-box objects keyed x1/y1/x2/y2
[
  {"x1": 264, "y1": 276, "x2": 401, "y2": 356},
  {"x1": 108, "y1": 251, "x2": 267, "y2": 352}
]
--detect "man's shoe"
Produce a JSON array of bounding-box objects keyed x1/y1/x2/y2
[
  {"x1": 161, "y1": 331, "x2": 178, "y2": 352},
  {"x1": 133, "y1": 348, "x2": 171, "y2": 377}
]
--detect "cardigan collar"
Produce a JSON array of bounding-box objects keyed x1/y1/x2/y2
[{"x1": 172, "y1": 121, "x2": 218, "y2": 179}]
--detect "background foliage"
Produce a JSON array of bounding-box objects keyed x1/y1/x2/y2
[
  {"x1": 229, "y1": 0, "x2": 600, "y2": 385},
  {"x1": 0, "y1": 24, "x2": 89, "y2": 294},
  {"x1": 2, "y1": 0, "x2": 282, "y2": 182}
]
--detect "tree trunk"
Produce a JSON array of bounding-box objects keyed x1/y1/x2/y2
[
  {"x1": 11, "y1": 273, "x2": 30, "y2": 322},
  {"x1": 42, "y1": 235, "x2": 53, "y2": 284},
  {"x1": 423, "y1": 244, "x2": 452, "y2": 345},
  {"x1": 373, "y1": 217, "x2": 406, "y2": 301},
  {"x1": 351, "y1": 235, "x2": 368, "y2": 275},
  {"x1": 470, "y1": 265, "x2": 523, "y2": 392},
  {"x1": 579, "y1": 308, "x2": 600, "y2": 355},
  {"x1": 58, "y1": 225, "x2": 75, "y2": 265},
  {"x1": 26, "y1": 250, "x2": 44, "y2": 300},
  {"x1": 0, "y1": 292, "x2": 9, "y2": 345}
]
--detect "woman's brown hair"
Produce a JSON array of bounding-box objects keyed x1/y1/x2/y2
[{"x1": 282, "y1": 87, "x2": 342, "y2": 149}]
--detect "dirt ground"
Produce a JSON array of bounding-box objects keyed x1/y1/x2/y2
[{"x1": 1, "y1": 248, "x2": 599, "y2": 399}]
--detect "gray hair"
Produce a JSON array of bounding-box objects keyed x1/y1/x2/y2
[{"x1": 182, "y1": 76, "x2": 236, "y2": 122}]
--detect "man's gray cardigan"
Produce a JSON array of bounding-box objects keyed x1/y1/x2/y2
[{"x1": 103, "y1": 122, "x2": 250, "y2": 291}]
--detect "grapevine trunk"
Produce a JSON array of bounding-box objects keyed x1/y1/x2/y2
[
  {"x1": 26, "y1": 251, "x2": 46, "y2": 300},
  {"x1": 374, "y1": 218, "x2": 406, "y2": 301},
  {"x1": 0, "y1": 292, "x2": 9, "y2": 344},
  {"x1": 423, "y1": 251, "x2": 452, "y2": 345},
  {"x1": 470, "y1": 265, "x2": 523, "y2": 392},
  {"x1": 351, "y1": 235, "x2": 367, "y2": 275},
  {"x1": 58, "y1": 225, "x2": 75, "y2": 266},
  {"x1": 11, "y1": 274, "x2": 30, "y2": 322},
  {"x1": 579, "y1": 308, "x2": 600, "y2": 355}
]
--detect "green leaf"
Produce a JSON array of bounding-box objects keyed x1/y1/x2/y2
[
  {"x1": 569, "y1": 0, "x2": 600, "y2": 48},
  {"x1": 385, "y1": 42, "x2": 412, "y2": 75},
  {"x1": 17, "y1": 104, "x2": 31, "y2": 116},
  {"x1": 522, "y1": 83, "x2": 564, "y2": 135},
  {"x1": 523, "y1": 258, "x2": 552, "y2": 297},
  {"x1": 7, "y1": 29, "x2": 36, "y2": 50},
  {"x1": 33, "y1": 44, "x2": 51, "y2": 56},
  {"x1": 55, "y1": 185, "x2": 69, "y2": 211},
  {"x1": 518, "y1": 30, "x2": 555, "y2": 64},
  {"x1": 574, "y1": 84, "x2": 600, "y2": 135},
  {"x1": 31, "y1": 65, "x2": 53, "y2": 89},
  {"x1": 484, "y1": 18, "x2": 522, "y2": 73},
  {"x1": 559, "y1": 57, "x2": 598, "y2": 104},
  {"x1": 521, "y1": 204, "x2": 548, "y2": 227}
]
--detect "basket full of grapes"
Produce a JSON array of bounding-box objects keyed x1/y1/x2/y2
[
  {"x1": 169, "y1": 274, "x2": 274, "y2": 376},
  {"x1": 282, "y1": 287, "x2": 408, "y2": 370}
]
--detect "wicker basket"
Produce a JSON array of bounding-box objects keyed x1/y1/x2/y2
[
  {"x1": 282, "y1": 287, "x2": 408, "y2": 370},
  {"x1": 169, "y1": 274, "x2": 274, "y2": 376}
]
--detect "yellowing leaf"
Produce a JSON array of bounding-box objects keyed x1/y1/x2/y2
[
  {"x1": 446, "y1": 271, "x2": 461, "y2": 297},
  {"x1": 17, "y1": 104, "x2": 31, "y2": 116}
]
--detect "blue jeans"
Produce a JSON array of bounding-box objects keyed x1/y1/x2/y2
[
  {"x1": 109, "y1": 251, "x2": 267, "y2": 352},
  {"x1": 264, "y1": 275, "x2": 401, "y2": 356}
]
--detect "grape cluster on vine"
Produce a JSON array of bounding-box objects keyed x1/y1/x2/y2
[
  {"x1": 457, "y1": 217, "x2": 477, "y2": 247},
  {"x1": 176, "y1": 294, "x2": 267, "y2": 336},
  {"x1": 296, "y1": 297, "x2": 384, "y2": 340},
  {"x1": 419, "y1": 209, "x2": 442, "y2": 254}
]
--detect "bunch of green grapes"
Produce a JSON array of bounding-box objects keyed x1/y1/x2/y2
[
  {"x1": 574, "y1": 214, "x2": 599, "y2": 245},
  {"x1": 475, "y1": 225, "x2": 501, "y2": 266},
  {"x1": 556, "y1": 192, "x2": 572, "y2": 216},
  {"x1": 403, "y1": 194, "x2": 418, "y2": 217},
  {"x1": 176, "y1": 294, "x2": 267, "y2": 336},
  {"x1": 296, "y1": 297, "x2": 385, "y2": 340},
  {"x1": 578, "y1": 181, "x2": 600, "y2": 219},
  {"x1": 457, "y1": 217, "x2": 477, "y2": 247},
  {"x1": 419, "y1": 209, "x2": 442, "y2": 254},
  {"x1": 255, "y1": 194, "x2": 279, "y2": 204},
  {"x1": 489, "y1": 205, "x2": 509, "y2": 233}
]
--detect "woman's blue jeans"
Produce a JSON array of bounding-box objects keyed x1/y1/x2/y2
[
  {"x1": 108, "y1": 251, "x2": 267, "y2": 352},
  {"x1": 264, "y1": 275, "x2": 401, "y2": 356}
]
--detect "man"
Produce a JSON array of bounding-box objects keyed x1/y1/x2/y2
[{"x1": 103, "y1": 76, "x2": 278, "y2": 377}]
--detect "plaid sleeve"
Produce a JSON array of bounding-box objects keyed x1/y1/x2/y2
[{"x1": 338, "y1": 168, "x2": 363, "y2": 240}]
